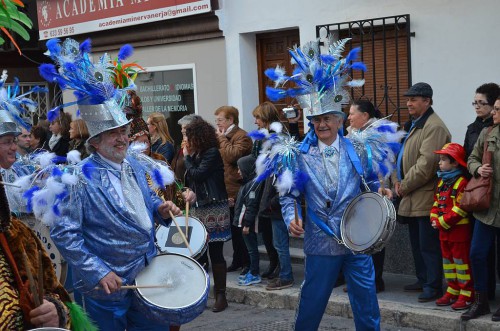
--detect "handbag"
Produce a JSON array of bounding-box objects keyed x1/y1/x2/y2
[{"x1": 461, "y1": 127, "x2": 493, "y2": 212}]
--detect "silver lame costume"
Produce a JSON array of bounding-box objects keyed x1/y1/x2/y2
[{"x1": 50, "y1": 153, "x2": 168, "y2": 300}]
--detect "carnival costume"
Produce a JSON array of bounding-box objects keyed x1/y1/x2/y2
[
  {"x1": 15, "y1": 38, "x2": 177, "y2": 330},
  {"x1": 258, "y1": 38, "x2": 404, "y2": 330},
  {"x1": 431, "y1": 143, "x2": 473, "y2": 309}
]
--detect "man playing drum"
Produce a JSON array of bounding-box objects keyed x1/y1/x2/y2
[
  {"x1": 37, "y1": 38, "x2": 182, "y2": 330},
  {"x1": 260, "y1": 39, "x2": 402, "y2": 330}
]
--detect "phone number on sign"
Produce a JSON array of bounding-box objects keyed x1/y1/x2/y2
[{"x1": 48, "y1": 26, "x2": 75, "y2": 37}]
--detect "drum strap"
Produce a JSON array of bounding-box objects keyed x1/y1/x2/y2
[
  {"x1": 343, "y1": 137, "x2": 368, "y2": 189},
  {"x1": 306, "y1": 206, "x2": 342, "y2": 244}
]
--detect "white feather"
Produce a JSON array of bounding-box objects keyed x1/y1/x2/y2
[
  {"x1": 255, "y1": 153, "x2": 267, "y2": 177},
  {"x1": 158, "y1": 164, "x2": 175, "y2": 186},
  {"x1": 13, "y1": 174, "x2": 32, "y2": 190},
  {"x1": 46, "y1": 177, "x2": 66, "y2": 196},
  {"x1": 36, "y1": 152, "x2": 56, "y2": 168},
  {"x1": 269, "y1": 122, "x2": 283, "y2": 134},
  {"x1": 129, "y1": 141, "x2": 149, "y2": 153},
  {"x1": 346, "y1": 79, "x2": 365, "y2": 87},
  {"x1": 66, "y1": 150, "x2": 82, "y2": 164},
  {"x1": 275, "y1": 169, "x2": 294, "y2": 196},
  {"x1": 61, "y1": 173, "x2": 79, "y2": 185}
]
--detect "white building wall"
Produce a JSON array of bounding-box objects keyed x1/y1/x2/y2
[{"x1": 217, "y1": 0, "x2": 500, "y2": 141}]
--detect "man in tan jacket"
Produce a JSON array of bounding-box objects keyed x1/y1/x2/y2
[
  {"x1": 215, "y1": 106, "x2": 253, "y2": 273},
  {"x1": 395, "y1": 82, "x2": 451, "y2": 302}
]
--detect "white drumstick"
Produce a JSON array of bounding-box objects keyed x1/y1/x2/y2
[{"x1": 95, "y1": 284, "x2": 173, "y2": 290}]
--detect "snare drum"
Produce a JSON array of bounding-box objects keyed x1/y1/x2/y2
[
  {"x1": 156, "y1": 216, "x2": 208, "y2": 259},
  {"x1": 340, "y1": 191, "x2": 396, "y2": 255},
  {"x1": 133, "y1": 253, "x2": 209, "y2": 326}
]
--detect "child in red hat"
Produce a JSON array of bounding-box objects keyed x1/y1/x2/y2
[{"x1": 431, "y1": 143, "x2": 473, "y2": 310}]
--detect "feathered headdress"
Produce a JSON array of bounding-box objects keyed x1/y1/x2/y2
[
  {"x1": 0, "y1": 70, "x2": 47, "y2": 136},
  {"x1": 265, "y1": 38, "x2": 366, "y2": 118},
  {"x1": 39, "y1": 38, "x2": 136, "y2": 140}
]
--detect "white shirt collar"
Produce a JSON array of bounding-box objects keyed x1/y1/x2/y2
[
  {"x1": 225, "y1": 124, "x2": 236, "y2": 135},
  {"x1": 97, "y1": 153, "x2": 127, "y2": 171},
  {"x1": 317, "y1": 136, "x2": 340, "y2": 153}
]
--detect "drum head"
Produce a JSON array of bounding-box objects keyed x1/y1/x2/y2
[
  {"x1": 136, "y1": 253, "x2": 208, "y2": 309},
  {"x1": 32, "y1": 223, "x2": 67, "y2": 284},
  {"x1": 341, "y1": 192, "x2": 391, "y2": 253},
  {"x1": 156, "y1": 216, "x2": 207, "y2": 258}
]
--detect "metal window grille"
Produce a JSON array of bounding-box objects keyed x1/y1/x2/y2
[
  {"x1": 5, "y1": 82, "x2": 50, "y2": 125},
  {"x1": 316, "y1": 14, "x2": 412, "y2": 125}
]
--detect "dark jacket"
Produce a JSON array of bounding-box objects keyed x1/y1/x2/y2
[
  {"x1": 151, "y1": 139, "x2": 175, "y2": 164},
  {"x1": 233, "y1": 155, "x2": 263, "y2": 228},
  {"x1": 69, "y1": 139, "x2": 89, "y2": 160},
  {"x1": 464, "y1": 116, "x2": 493, "y2": 158},
  {"x1": 184, "y1": 147, "x2": 227, "y2": 207},
  {"x1": 49, "y1": 136, "x2": 70, "y2": 157}
]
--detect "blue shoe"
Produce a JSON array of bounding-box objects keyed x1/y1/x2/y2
[
  {"x1": 238, "y1": 271, "x2": 250, "y2": 281},
  {"x1": 238, "y1": 273, "x2": 262, "y2": 286}
]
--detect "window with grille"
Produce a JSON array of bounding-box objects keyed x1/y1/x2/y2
[{"x1": 316, "y1": 14, "x2": 412, "y2": 125}]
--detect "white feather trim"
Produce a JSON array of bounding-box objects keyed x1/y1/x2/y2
[
  {"x1": 269, "y1": 122, "x2": 283, "y2": 134},
  {"x1": 36, "y1": 152, "x2": 56, "y2": 168},
  {"x1": 129, "y1": 141, "x2": 149, "y2": 153},
  {"x1": 275, "y1": 169, "x2": 293, "y2": 196},
  {"x1": 255, "y1": 153, "x2": 267, "y2": 177},
  {"x1": 61, "y1": 173, "x2": 79, "y2": 185},
  {"x1": 13, "y1": 175, "x2": 32, "y2": 190},
  {"x1": 66, "y1": 150, "x2": 82, "y2": 164}
]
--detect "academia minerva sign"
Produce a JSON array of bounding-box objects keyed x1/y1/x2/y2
[{"x1": 36, "y1": 0, "x2": 211, "y2": 40}]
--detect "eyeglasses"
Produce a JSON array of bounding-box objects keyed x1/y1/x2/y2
[
  {"x1": 215, "y1": 118, "x2": 227, "y2": 124},
  {"x1": 0, "y1": 137, "x2": 18, "y2": 147},
  {"x1": 311, "y1": 115, "x2": 336, "y2": 125},
  {"x1": 472, "y1": 101, "x2": 489, "y2": 107}
]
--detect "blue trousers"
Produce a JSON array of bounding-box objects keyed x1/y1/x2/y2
[
  {"x1": 407, "y1": 216, "x2": 442, "y2": 293},
  {"x1": 272, "y1": 218, "x2": 293, "y2": 281},
  {"x1": 243, "y1": 227, "x2": 260, "y2": 275},
  {"x1": 84, "y1": 292, "x2": 168, "y2": 331},
  {"x1": 470, "y1": 220, "x2": 500, "y2": 291},
  {"x1": 295, "y1": 254, "x2": 380, "y2": 331}
]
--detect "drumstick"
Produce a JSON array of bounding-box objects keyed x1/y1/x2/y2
[
  {"x1": 185, "y1": 201, "x2": 190, "y2": 238},
  {"x1": 294, "y1": 201, "x2": 299, "y2": 221},
  {"x1": 169, "y1": 210, "x2": 194, "y2": 255},
  {"x1": 0, "y1": 181, "x2": 21, "y2": 188},
  {"x1": 94, "y1": 284, "x2": 173, "y2": 290},
  {"x1": 21, "y1": 248, "x2": 41, "y2": 307},
  {"x1": 38, "y1": 250, "x2": 44, "y2": 305}
]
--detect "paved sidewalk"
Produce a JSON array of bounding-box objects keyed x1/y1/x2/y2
[{"x1": 215, "y1": 260, "x2": 500, "y2": 331}]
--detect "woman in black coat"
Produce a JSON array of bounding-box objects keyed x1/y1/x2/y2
[
  {"x1": 183, "y1": 117, "x2": 230, "y2": 313},
  {"x1": 48, "y1": 111, "x2": 71, "y2": 157}
]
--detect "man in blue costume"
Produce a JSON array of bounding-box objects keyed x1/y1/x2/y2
[
  {"x1": 261, "y1": 39, "x2": 401, "y2": 331},
  {"x1": 51, "y1": 110, "x2": 182, "y2": 330}
]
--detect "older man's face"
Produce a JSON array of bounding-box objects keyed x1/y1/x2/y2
[
  {"x1": 311, "y1": 113, "x2": 342, "y2": 146},
  {"x1": 0, "y1": 134, "x2": 18, "y2": 169},
  {"x1": 92, "y1": 126, "x2": 129, "y2": 163}
]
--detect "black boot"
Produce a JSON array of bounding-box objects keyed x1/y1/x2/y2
[
  {"x1": 212, "y1": 263, "x2": 228, "y2": 312},
  {"x1": 461, "y1": 291, "x2": 490, "y2": 321},
  {"x1": 261, "y1": 261, "x2": 278, "y2": 279},
  {"x1": 492, "y1": 307, "x2": 500, "y2": 322}
]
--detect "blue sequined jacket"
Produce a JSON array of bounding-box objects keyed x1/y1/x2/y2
[
  {"x1": 51, "y1": 153, "x2": 168, "y2": 300},
  {"x1": 280, "y1": 137, "x2": 361, "y2": 256}
]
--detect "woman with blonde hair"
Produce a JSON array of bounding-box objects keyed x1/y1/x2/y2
[
  {"x1": 68, "y1": 118, "x2": 90, "y2": 159},
  {"x1": 147, "y1": 112, "x2": 175, "y2": 163},
  {"x1": 48, "y1": 111, "x2": 72, "y2": 157}
]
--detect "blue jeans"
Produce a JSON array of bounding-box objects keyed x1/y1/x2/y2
[
  {"x1": 84, "y1": 292, "x2": 167, "y2": 330},
  {"x1": 295, "y1": 254, "x2": 380, "y2": 331},
  {"x1": 243, "y1": 228, "x2": 260, "y2": 275},
  {"x1": 271, "y1": 218, "x2": 293, "y2": 281},
  {"x1": 407, "y1": 216, "x2": 442, "y2": 293},
  {"x1": 470, "y1": 220, "x2": 500, "y2": 291}
]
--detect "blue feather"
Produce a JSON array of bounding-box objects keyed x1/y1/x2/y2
[
  {"x1": 387, "y1": 142, "x2": 401, "y2": 155},
  {"x1": 287, "y1": 88, "x2": 308, "y2": 98},
  {"x1": 52, "y1": 156, "x2": 67, "y2": 164},
  {"x1": 46, "y1": 38, "x2": 61, "y2": 56},
  {"x1": 39, "y1": 64, "x2": 59, "y2": 82},
  {"x1": 82, "y1": 162, "x2": 96, "y2": 179},
  {"x1": 56, "y1": 190, "x2": 68, "y2": 201},
  {"x1": 51, "y1": 167, "x2": 63, "y2": 177},
  {"x1": 293, "y1": 171, "x2": 310, "y2": 193},
  {"x1": 23, "y1": 186, "x2": 40, "y2": 213},
  {"x1": 247, "y1": 130, "x2": 267, "y2": 141},
  {"x1": 345, "y1": 47, "x2": 361, "y2": 63},
  {"x1": 47, "y1": 109, "x2": 59, "y2": 122},
  {"x1": 265, "y1": 87, "x2": 287, "y2": 101},
  {"x1": 256, "y1": 167, "x2": 273, "y2": 182},
  {"x1": 350, "y1": 62, "x2": 367, "y2": 72},
  {"x1": 376, "y1": 124, "x2": 396, "y2": 133},
  {"x1": 152, "y1": 168, "x2": 163, "y2": 187},
  {"x1": 76, "y1": 109, "x2": 81, "y2": 117},
  {"x1": 52, "y1": 204, "x2": 60, "y2": 216},
  {"x1": 264, "y1": 68, "x2": 281, "y2": 81},
  {"x1": 320, "y1": 54, "x2": 336, "y2": 65},
  {"x1": 118, "y1": 44, "x2": 134, "y2": 61},
  {"x1": 79, "y1": 38, "x2": 92, "y2": 54}
]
